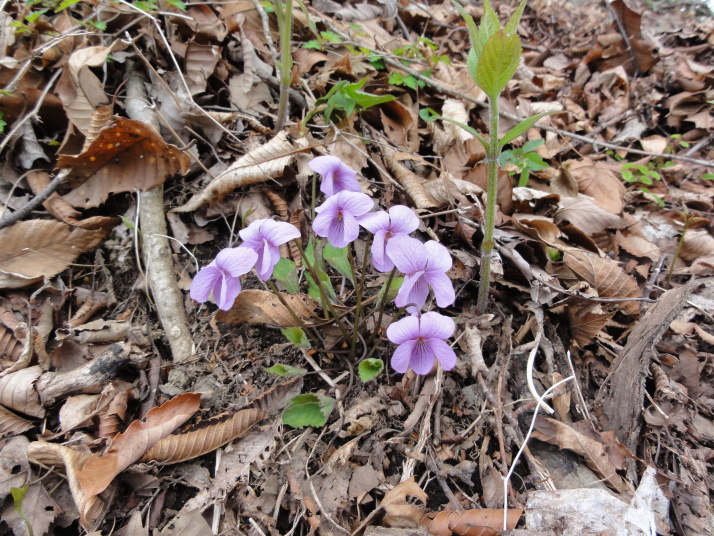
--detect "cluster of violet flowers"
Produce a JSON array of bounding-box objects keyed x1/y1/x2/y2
[{"x1": 190, "y1": 154, "x2": 457, "y2": 376}]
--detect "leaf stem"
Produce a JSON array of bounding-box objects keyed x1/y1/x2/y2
[
  {"x1": 477, "y1": 94, "x2": 500, "y2": 313},
  {"x1": 266, "y1": 279, "x2": 320, "y2": 346},
  {"x1": 365, "y1": 267, "x2": 397, "y2": 351},
  {"x1": 273, "y1": 0, "x2": 293, "y2": 134}
]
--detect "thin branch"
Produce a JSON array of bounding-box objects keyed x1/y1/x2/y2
[{"x1": 0, "y1": 169, "x2": 69, "y2": 231}]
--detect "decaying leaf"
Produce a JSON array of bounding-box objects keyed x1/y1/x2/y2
[
  {"x1": 383, "y1": 148, "x2": 438, "y2": 209},
  {"x1": 567, "y1": 159, "x2": 626, "y2": 215},
  {"x1": 0, "y1": 405, "x2": 34, "y2": 438},
  {"x1": 0, "y1": 365, "x2": 45, "y2": 418},
  {"x1": 60, "y1": 117, "x2": 191, "y2": 209},
  {"x1": 173, "y1": 132, "x2": 310, "y2": 213},
  {"x1": 0, "y1": 220, "x2": 106, "y2": 289},
  {"x1": 381, "y1": 477, "x2": 428, "y2": 528},
  {"x1": 215, "y1": 289, "x2": 318, "y2": 327},
  {"x1": 420, "y1": 508, "x2": 523, "y2": 536},
  {"x1": 140, "y1": 408, "x2": 266, "y2": 465},
  {"x1": 568, "y1": 302, "x2": 616, "y2": 347},
  {"x1": 422, "y1": 176, "x2": 483, "y2": 208},
  {"x1": 76, "y1": 392, "x2": 202, "y2": 498},
  {"x1": 563, "y1": 249, "x2": 640, "y2": 315},
  {"x1": 245, "y1": 376, "x2": 303, "y2": 415}
]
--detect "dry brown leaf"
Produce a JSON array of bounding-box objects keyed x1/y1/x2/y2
[
  {"x1": 563, "y1": 249, "x2": 640, "y2": 315},
  {"x1": 76, "y1": 392, "x2": 202, "y2": 498},
  {"x1": 0, "y1": 305, "x2": 24, "y2": 363},
  {"x1": 25, "y1": 171, "x2": 119, "y2": 230},
  {"x1": 512, "y1": 216, "x2": 562, "y2": 245},
  {"x1": 60, "y1": 117, "x2": 191, "y2": 209},
  {"x1": 555, "y1": 197, "x2": 627, "y2": 235},
  {"x1": 0, "y1": 405, "x2": 34, "y2": 438},
  {"x1": 383, "y1": 148, "x2": 438, "y2": 209},
  {"x1": 679, "y1": 229, "x2": 714, "y2": 261},
  {"x1": 567, "y1": 159, "x2": 625, "y2": 214},
  {"x1": 140, "y1": 408, "x2": 266, "y2": 465},
  {"x1": 0, "y1": 366, "x2": 45, "y2": 418},
  {"x1": 422, "y1": 176, "x2": 482, "y2": 208},
  {"x1": 184, "y1": 41, "x2": 221, "y2": 95},
  {"x1": 173, "y1": 132, "x2": 310, "y2": 213},
  {"x1": 245, "y1": 376, "x2": 303, "y2": 415},
  {"x1": 568, "y1": 302, "x2": 616, "y2": 347},
  {"x1": 531, "y1": 417, "x2": 633, "y2": 495},
  {"x1": 379, "y1": 100, "x2": 417, "y2": 149},
  {"x1": 381, "y1": 477, "x2": 428, "y2": 528},
  {"x1": 215, "y1": 289, "x2": 319, "y2": 327},
  {"x1": 420, "y1": 508, "x2": 523, "y2": 535},
  {"x1": 0, "y1": 220, "x2": 106, "y2": 289},
  {"x1": 26, "y1": 441, "x2": 102, "y2": 529}
]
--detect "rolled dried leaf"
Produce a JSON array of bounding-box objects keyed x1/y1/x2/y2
[
  {"x1": 215, "y1": 289, "x2": 318, "y2": 327},
  {"x1": 140, "y1": 408, "x2": 267, "y2": 464},
  {"x1": 382, "y1": 148, "x2": 438, "y2": 209}
]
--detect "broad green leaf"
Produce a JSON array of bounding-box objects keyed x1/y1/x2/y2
[
  {"x1": 282, "y1": 394, "x2": 335, "y2": 427},
  {"x1": 451, "y1": 0, "x2": 479, "y2": 53},
  {"x1": 266, "y1": 363, "x2": 307, "y2": 376},
  {"x1": 521, "y1": 138, "x2": 545, "y2": 153},
  {"x1": 306, "y1": 269, "x2": 336, "y2": 301},
  {"x1": 377, "y1": 276, "x2": 403, "y2": 303},
  {"x1": 419, "y1": 108, "x2": 439, "y2": 122},
  {"x1": 440, "y1": 116, "x2": 490, "y2": 153},
  {"x1": 281, "y1": 327, "x2": 311, "y2": 349},
  {"x1": 466, "y1": 48, "x2": 478, "y2": 84},
  {"x1": 478, "y1": 0, "x2": 501, "y2": 54},
  {"x1": 273, "y1": 257, "x2": 300, "y2": 293},
  {"x1": 323, "y1": 244, "x2": 353, "y2": 280},
  {"x1": 476, "y1": 31, "x2": 522, "y2": 100},
  {"x1": 56, "y1": 0, "x2": 81, "y2": 11},
  {"x1": 504, "y1": 0, "x2": 527, "y2": 35},
  {"x1": 358, "y1": 359, "x2": 384, "y2": 382},
  {"x1": 498, "y1": 112, "x2": 558, "y2": 149}
]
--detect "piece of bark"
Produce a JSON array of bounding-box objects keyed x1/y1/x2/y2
[
  {"x1": 125, "y1": 65, "x2": 193, "y2": 362},
  {"x1": 36, "y1": 343, "x2": 130, "y2": 406},
  {"x1": 596, "y1": 282, "x2": 693, "y2": 450}
]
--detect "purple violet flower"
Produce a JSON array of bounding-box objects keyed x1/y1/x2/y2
[
  {"x1": 359, "y1": 205, "x2": 419, "y2": 272},
  {"x1": 312, "y1": 191, "x2": 374, "y2": 248},
  {"x1": 190, "y1": 247, "x2": 258, "y2": 310},
  {"x1": 238, "y1": 219, "x2": 301, "y2": 281},
  {"x1": 387, "y1": 235, "x2": 455, "y2": 312},
  {"x1": 308, "y1": 155, "x2": 361, "y2": 197},
  {"x1": 387, "y1": 311, "x2": 457, "y2": 375}
]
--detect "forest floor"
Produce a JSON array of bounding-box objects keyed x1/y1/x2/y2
[{"x1": 0, "y1": 0, "x2": 713, "y2": 535}]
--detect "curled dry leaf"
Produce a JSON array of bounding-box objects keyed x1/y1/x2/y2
[
  {"x1": 173, "y1": 132, "x2": 310, "y2": 213},
  {"x1": 383, "y1": 148, "x2": 438, "y2": 209},
  {"x1": 568, "y1": 302, "x2": 616, "y2": 347},
  {"x1": 27, "y1": 441, "x2": 102, "y2": 529},
  {"x1": 0, "y1": 365, "x2": 45, "y2": 418},
  {"x1": 567, "y1": 159, "x2": 625, "y2": 215},
  {"x1": 140, "y1": 408, "x2": 266, "y2": 465},
  {"x1": 0, "y1": 405, "x2": 34, "y2": 438},
  {"x1": 554, "y1": 197, "x2": 627, "y2": 235},
  {"x1": 422, "y1": 176, "x2": 483, "y2": 208},
  {"x1": 215, "y1": 289, "x2": 319, "y2": 327},
  {"x1": 563, "y1": 249, "x2": 640, "y2": 315},
  {"x1": 0, "y1": 304, "x2": 24, "y2": 362},
  {"x1": 531, "y1": 417, "x2": 633, "y2": 495},
  {"x1": 420, "y1": 508, "x2": 523, "y2": 536},
  {"x1": 60, "y1": 117, "x2": 191, "y2": 209},
  {"x1": 381, "y1": 477, "x2": 428, "y2": 528},
  {"x1": 679, "y1": 229, "x2": 714, "y2": 262},
  {"x1": 0, "y1": 220, "x2": 106, "y2": 289},
  {"x1": 76, "y1": 392, "x2": 202, "y2": 498},
  {"x1": 245, "y1": 376, "x2": 303, "y2": 415}
]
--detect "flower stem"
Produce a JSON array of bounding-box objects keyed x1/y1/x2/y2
[
  {"x1": 477, "y1": 94, "x2": 500, "y2": 314},
  {"x1": 365, "y1": 267, "x2": 397, "y2": 351},
  {"x1": 347, "y1": 245, "x2": 363, "y2": 361},
  {"x1": 273, "y1": 0, "x2": 293, "y2": 134},
  {"x1": 266, "y1": 279, "x2": 320, "y2": 346}
]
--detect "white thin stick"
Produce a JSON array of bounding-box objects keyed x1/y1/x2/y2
[
  {"x1": 503, "y1": 375, "x2": 574, "y2": 530},
  {"x1": 526, "y1": 339, "x2": 554, "y2": 415}
]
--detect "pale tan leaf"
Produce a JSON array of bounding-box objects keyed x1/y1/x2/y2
[
  {"x1": 0, "y1": 304, "x2": 23, "y2": 362},
  {"x1": 215, "y1": 289, "x2": 319, "y2": 327},
  {"x1": 441, "y1": 98, "x2": 474, "y2": 145},
  {"x1": 60, "y1": 117, "x2": 191, "y2": 209},
  {"x1": 383, "y1": 148, "x2": 438, "y2": 209},
  {"x1": 381, "y1": 477, "x2": 428, "y2": 528},
  {"x1": 680, "y1": 229, "x2": 714, "y2": 261},
  {"x1": 421, "y1": 508, "x2": 523, "y2": 535},
  {"x1": 555, "y1": 197, "x2": 627, "y2": 235},
  {"x1": 422, "y1": 176, "x2": 483, "y2": 208},
  {"x1": 140, "y1": 408, "x2": 266, "y2": 465},
  {"x1": 0, "y1": 366, "x2": 45, "y2": 418},
  {"x1": 76, "y1": 392, "x2": 202, "y2": 498},
  {"x1": 0, "y1": 405, "x2": 34, "y2": 438},
  {"x1": 531, "y1": 417, "x2": 633, "y2": 495},
  {"x1": 184, "y1": 41, "x2": 221, "y2": 95},
  {"x1": 567, "y1": 158, "x2": 626, "y2": 214},
  {"x1": 173, "y1": 132, "x2": 310, "y2": 212},
  {"x1": 616, "y1": 232, "x2": 661, "y2": 262},
  {"x1": 563, "y1": 249, "x2": 640, "y2": 315},
  {"x1": 0, "y1": 220, "x2": 106, "y2": 288},
  {"x1": 27, "y1": 441, "x2": 103, "y2": 530}
]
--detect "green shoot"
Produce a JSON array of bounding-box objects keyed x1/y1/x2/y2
[{"x1": 500, "y1": 138, "x2": 548, "y2": 187}]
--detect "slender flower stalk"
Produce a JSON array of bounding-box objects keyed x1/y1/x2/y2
[{"x1": 273, "y1": 0, "x2": 293, "y2": 134}]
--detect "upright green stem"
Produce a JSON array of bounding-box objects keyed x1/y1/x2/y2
[
  {"x1": 266, "y1": 279, "x2": 320, "y2": 346},
  {"x1": 347, "y1": 246, "x2": 363, "y2": 360},
  {"x1": 273, "y1": 0, "x2": 293, "y2": 134},
  {"x1": 365, "y1": 267, "x2": 397, "y2": 351},
  {"x1": 477, "y1": 95, "x2": 500, "y2": 314}
]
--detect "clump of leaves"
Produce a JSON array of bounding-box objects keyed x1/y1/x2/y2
[
  {"x1": 620, "y1": 162, "x2": 664, "y2": 206},
  {"x1": 500, "y1": 139, "x2": 549, "y2": 187}
]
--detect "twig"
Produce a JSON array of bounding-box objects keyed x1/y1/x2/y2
[
  {"x1": 603, "y1": 0, "x2": 640, "y2": 77},
  {"x1": 0, "y1": 169, "x2": 69, "y2": 231}
]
